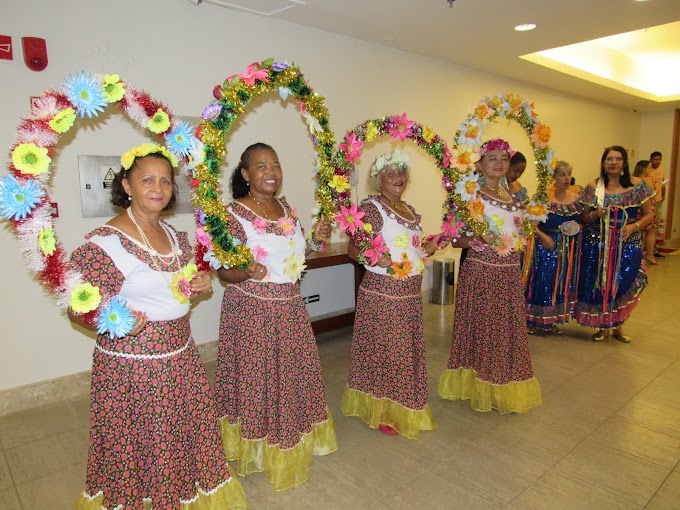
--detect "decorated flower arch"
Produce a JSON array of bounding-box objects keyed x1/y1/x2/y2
[
  {"x1": 191, "y1": 59, "x2": 336, "y2": 271},
  {"x1": 0, "y1": 72, "x2": 200, "y2": 337}
]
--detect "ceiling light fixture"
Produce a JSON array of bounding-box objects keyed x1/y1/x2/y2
[
  {"x1": 515, "y1": 23, "x2": 537, "y2": 31},
  {"x1": 447, "y1": 0, "x2": 455, "y2": 7}
]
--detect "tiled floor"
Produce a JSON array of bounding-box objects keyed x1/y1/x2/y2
[{"x1": 1, "y1": 257, "x2": 680, "y2": 509}]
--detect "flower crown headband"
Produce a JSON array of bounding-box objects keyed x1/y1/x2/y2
[
  {"x1": 369, "y1": 150, "x2": 411, "y2": 177},
  {"x1": 478, "y1": 138, "x2": 516, "y2": 158},
  {"x1": 121, "y1": 142, "x2": 179, "y2": 171}
]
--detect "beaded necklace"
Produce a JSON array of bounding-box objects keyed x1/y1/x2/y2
[{"x1": 127, "y1": 207, "x2": 181, "y2": 284}]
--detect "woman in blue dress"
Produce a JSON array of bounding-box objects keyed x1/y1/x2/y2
[
  {"x1": 574, "y1": 146, "x2": 655, "y2": 343},
  {"x1": 526, "y1": 161, "x2": 582, "y2": 334}
]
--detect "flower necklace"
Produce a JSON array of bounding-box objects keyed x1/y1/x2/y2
[{"x1": 127, "y1": 207, "x2": 196, "y2": 303}]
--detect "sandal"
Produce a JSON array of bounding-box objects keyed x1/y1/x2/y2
[
  {"x1": 591, "y1": 330, "x2": 607, "y2": 342},
  {"x1": 613, "y1": 328, "x2": 631, "y2": 343}
]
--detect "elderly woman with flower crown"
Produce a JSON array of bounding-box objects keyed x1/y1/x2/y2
[
  {"x1": 213, "y1": 142, "x2": 337, "y2": 492},
  {"x1": 68, "y1": 143, "x2": 247, "y2": 509},
  {"x1": 438, "y1": 138, "x2": 542, "y2": 415},
  {"x1": 574, "y1": 145, "x2": 654, "y2": 343},
  {"x1": 341, "y1": 149, "x2": 442, "y2": 439}
]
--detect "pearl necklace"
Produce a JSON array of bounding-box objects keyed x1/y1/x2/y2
[{"x1": 127, "y1": 207, "x2": 181, "y2": 283}]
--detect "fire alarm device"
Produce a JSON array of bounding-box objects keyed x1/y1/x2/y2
[
  {"x1": 22, "y1": 37, "x2": 48, "y2": 72},
  {"x1": 0, "y1": 35, "x2": 12, "y2": 61}
]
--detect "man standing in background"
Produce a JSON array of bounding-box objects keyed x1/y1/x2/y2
[{"x1": 644, "y1": 151, "x2": 666, "y2": 259}]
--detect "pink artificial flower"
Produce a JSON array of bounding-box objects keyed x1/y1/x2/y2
[
  {"x1": 513, "y1": 215, "x2": 522, "y2": 229},
  {"x1": 441, "y1": 214, "x2": 464, "y2": 239},
  {"x1": 334, "y1": 203, "x2": 365, "y2": 236},
  {"x1": 389, "y1": 113, "x2": 415, "y2": 142},
  {"x1": 276, "y1": 216, "x2": 297, "y2": 236},
  {"x1": 252, "y1": 245, "x2": 269, "y2": 263},
  {"x1": 442, "y1": 145, "x2": 452, "y2": 169},
  {"x1": 339, "y1": 133, "x2": 364, "y2": 164},
  {"x1": 239, "y1": 63, "x2": 269, "y2": 86},
  {"x1": 253, "y1": 217, "x2": 268, "y2": 234},
  {"x1": 469, "y1": 238, "x2": 486, "y2": 252},
  {"x1": 177, "y1": 277, "x2": 192, "y2": 299},
  {"x1": 493, "y1": 232, "x2": 515, "y2": 257},
  {"x1": 363, "y1": 234, "x2": 389, "y2": 266},
  {"x1": 195, "y1": 228, "x2": 212, "y2": 248},
  {"x1": 411, "y1": 234, "x2": 421, "y2": 248}
]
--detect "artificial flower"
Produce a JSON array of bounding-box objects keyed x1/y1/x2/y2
[
  {"x1": 421, "y1": 126, "x2": 435, "y2": 143},
  {"x1": 522, "y1": 101, "x2": 537, "y2": 124},
  {"x1": 531, "y1": 123, "x2": 551, "y2": 148},
  {"x1": 539, "y1": 149, "x2": 556, "y2": 172},
  {"x1": 339, "y1": 132, "x2": 364, "y2": 164},
  {"x1": 469, "y1": 238, "x2": 485, "y2": 252},
  {"x1": 472, "y1": 103, "x2": 494, "y2": 121},
  {"x1": 394, "y1": 232, "x2": 409, "y2": 248},
  {"x1": 454, "y1": 172, "x2": 481, "y2": 201},
  {"x1": 170, "y1": 263, "x2": 198, "y2": 304},
  {"x1": 457, "y1": 119, "x2": 483, "y2": 147},
  {"x1": 328, "y1": 174, "x2": 351, "y2": 193},
  {"x1": 441, "y1": 214, "x2": 464, "y2": 239},
  {"x1": 0, "y1": 175, "x2": 44, "y2": 220},
  {"x1": 466, "y1": 196, "x2": 485, "y2": 222},
  {"x1": 272, "y1": 61, "x2": 290, "y2": 72},
  {"x1": 505, "y1": 93, "x2": 523, "y2": 113},
  {"x1": 70, "y1": 282, "x2": 102, "y2": 314},
  {"x1": 49, "y1": 108, "x2": 76, "y2": 134},
  {"x1": 442, "y1": 145, "x2": 452, "y2": 169},
  {"x1": 203, "y1": 250, "x2": 223, "y2": 271},
  {"x1": 11, "y1": 143, "x2": 51, "y2": 176},
  {"x1": 278, "y1": 87, "x2": 292, "y2": 100},
  {"x1": 450, "y1": 147, "x2": 479, "y2": 171},
  {"x1": 283, "y1": 252, "x2": 306, "y2": 282},
  {"x1": 121, "y1": 143, "x2": 178, "y2": 170},
  {"x1": 416, "y1": 259, "x2": 425, "y2": 274},
  {"x1": 391, "y1": 253, "x2": 413, "y2": 279},
  {"x1": 363, "y1": 223, "x2": 373, "y2": 233},
  {"x1": 63, "y1": 72, "x2": 107, "y2": 118},
  {"x1": 186, "y1": 137, "x2": 205, "y2": 171},
  {"x1": 97, "y1": 296, "x2": 135, "y2": 339},
  {"x1": 493, "y1": 232, "x2": 515, "y2": 257},
  {"x1": 486, "y1": 95, "x2": 504, "y2": 111},
  {"x1": 276, "y1": 216, "x2": 297, "y2": 236},
  {"x1": 525, "y1": 201, "x2": 549, "y2": 222},
  {"x1": 302, "y1": 110, "x2": 322, "y2": 134},
  {"x1": 102, "y1": 74, "x2": 126, "y2": 103},
  {"x1": 252, "y1": 245, "x2": 269, "y2": 263},
  {"x1": 514, "y1": 234, "x2": 527, "y2": 252},
  {"x1": 147, "y1": 109, "x2": 171, "y2": 134},
  {"x1": 202, "y1": 103, "x2": 222, "y2": 121},
  {"x1": 488, "y1": 214, "x2": 505, "y2": 234},
  {"x1": 388, "y1": 113, "x2": 415, "y2": 142},
  {"x1": 411, "y1": 234, "x2": 421, "y2": 248},
  {"x1": 334, "y1": 203, "x2": 365, "y2": 235},
  {"x1": 165, "y1": 121, "x2": 194, "y2": 157},
  {"x1": 362, "y1": 234, "x2": 389, "y2": 266},
  {"x1": 239, "y1": 63, "x2": 269, "y2": 86},
  {"x1": 38, "y1": 227, "x2": 56, "y2": 256},
  {"x1": 195, "y1": 227, "x2": 212, "y2": 247},
  {"x1": 365, "y1": 122, "x2": 379, "y2": 142},
  {"x1": 252, "y1": 217, "x2": 268, "y2": 234},
  {"x1": 369, "y1": 150, "x2": 411, "y2": 177}
]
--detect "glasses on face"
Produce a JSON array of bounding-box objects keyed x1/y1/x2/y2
[{"x1": 605, "y1": 157, "x2": 623, "y2": 163}]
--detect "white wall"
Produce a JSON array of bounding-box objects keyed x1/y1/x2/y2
[{"x1": 0, "y1": 0, "x2": 663, "y2": 390}]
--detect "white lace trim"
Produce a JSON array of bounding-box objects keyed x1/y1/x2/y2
[
  {"x1": 361, "y1": 287, "x2": 420, "y2": 299},
  {"x1": 95, "y1": 338, "x2": 191, "y2": 359},
  {"x1": 228, "y1": 283, "x2": 298, "y2": 301}
]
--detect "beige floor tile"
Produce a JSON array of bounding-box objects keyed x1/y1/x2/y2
[
  {"x1": 429, "y1": 437, "x2": 549, "y2": 503},
  {"x1": 589, "y1": 414, "x2": 680, "y2": 468},
  {"x1": 637, "y1": 377, "x2": 680, "y2": 408},
  {"x1": 0, "y1": 450, "x2": 14, "y2": 492},
  {"x1": 483, "y1": 416, "x2": 584, "y2": 466},
  {"x1": 512, "y1": 468, "x2": 643, "y2": 509},
  {"x1": 0, "y1": 487, "x2": 22, "y2": 510},
  {"x1": 553, "y1": 439, "x2": 670, "y2": 506},
  {"x1": 646, "y1": 470, "x2": 680, "y2": 510},
  {"x1": 616, "y1": 397, "x2": 680, "y2": 438},
  {"x1": 380, "y1": 467, "x2": 507, "y2": 510},
  {"x1": 0, "y1": 401, "x2": 80, "y2": 450},
  {"x1": 16, "y1": 462, "x2": 85, "y2": 509}
]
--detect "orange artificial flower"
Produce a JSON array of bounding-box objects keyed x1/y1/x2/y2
[{"x1": 466, "y1": 196, "x2": 485, "y2": 222}]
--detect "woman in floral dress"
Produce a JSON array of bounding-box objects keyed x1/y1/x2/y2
[
  {"x1": 574, "y1": 145, "x2": 654, "y2": 342},
  {"x1": 525, "y1": 161, "x2": 582, "y2": 334},
  {"x1": 438, "y1": 138, "x2": 542, "y2": 414},
  {"x1": 214, "y1": 143, "x2": 337, "y2": 491},
  {"x1": 69, "y1": 146, "x2": 247, "y2": 509},
  {"x1": 341, "y1": 150, "x2": 442, "y2": 439}
]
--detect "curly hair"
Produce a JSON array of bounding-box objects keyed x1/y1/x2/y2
[
  {"x1": 230, "y1": 142, "x2": 275, "y2": 199},
  {"x1": 110, "y1": 152, "x2": 177, "y2": 211}
]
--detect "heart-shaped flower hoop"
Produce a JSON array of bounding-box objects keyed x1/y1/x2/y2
[{"x1": 0, "y1": 72, "x2": 199, "y2": 336}]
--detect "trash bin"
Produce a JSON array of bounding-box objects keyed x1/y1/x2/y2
[{"x1": 431, "y1": 258, "x2": 455, "y2": 305}]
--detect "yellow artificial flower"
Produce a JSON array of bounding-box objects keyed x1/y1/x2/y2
[
  {"x1": 365, "y1": 123, "x2": 379, "y2": 142},
  {"x1": 416, "y1": 259, "x2": 425, "y2": 274},
  {"x1": 170, "y1": 263, "x2": 198, "y2": 304},
  {"x1": 103, "y1": 74, "x2": 126, "y2": 103},
  {"x1": 394, "y1": 232, "x2": 409, "y2": 248},
  {"x1": 49, "y1": 108, "x2": 76, "y2": 134},
  {"x1": 70, "y1": 282, "x2": 102, "y2": 314},
  {"x1": 328, "y1": 174, "x2": 350, "y2": 193},
  {"x1": 363, "y1": 223, "x2": 373, "y2": 233},
  {"x1": 421, "y1": 126, "x2": 435, "y2": 143},
  {"x1": 147, "y1": 109, "x2": 171, "y2": 133},
  {"x1": 121, "y1": 143, "x2": 178, "y2": 170},
  {"x1": 38, "y1": 227, "x2": 56, "y2": 256},
  {"x1": 12, "y1": 143, "x2": 51, "y2": 176}
]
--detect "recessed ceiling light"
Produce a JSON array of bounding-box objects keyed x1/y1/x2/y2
[{"x1": 515, "y1": 23, "x2": 537, "y2": 31}]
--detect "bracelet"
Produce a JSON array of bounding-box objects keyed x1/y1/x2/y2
[
  {"x1": 635, "y1": 222, "x2": 640, "y2": 230},
  {"x1": 308, "y1": 236, "x2": 326, "y2": 252}
]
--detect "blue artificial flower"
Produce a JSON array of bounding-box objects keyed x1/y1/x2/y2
[
  {"x1": 522, "y1": 102, "x2": 538, "y2": 125},
  {"x1": 165, "y1": 121, "x2": 194, "y2": 157},
  {"x1": 203, "y1": 250, "x2": 223, "y2": 270},
  {"x1": 0, "y1": 175, "x2": 44, "y2": 220},
  {"x1": 97, "y1": 296, "x2": 136, "y2": 339},
  {"x1": 196, "y1": 208, "x2": 206, "y2": 226},
  {"x1": 202, "y1": 102, "x2": 222, "y2": 121},
  {"x1": 278, "y1": 87, "x2": 292, "y2": 100},
  {"x1": 63, "y1": 72, "x2": 108, "y2": 118}
]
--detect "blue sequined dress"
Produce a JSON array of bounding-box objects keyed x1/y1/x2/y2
[{"x1": 573, "y1": 182, "x2": 653, "y2": 329}]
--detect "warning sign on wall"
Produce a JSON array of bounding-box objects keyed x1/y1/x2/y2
[{"x1": 0, "y1": 35, "x2": 13, "y2": 61}]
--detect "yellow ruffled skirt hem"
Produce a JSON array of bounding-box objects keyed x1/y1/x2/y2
[
  {"x1": 220, "y1": 408, "x2": 338, "y2": 491},
  {"x1": 341, "y1": 385, "x2": 435, "y2": 440},
  {"x1": 73, "y1": 466, "x2": 248, "y2": 509},
  {"x1": 437, "y1": 367, "x2": 542, "y2": 415}
]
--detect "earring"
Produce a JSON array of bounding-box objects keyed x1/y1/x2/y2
[
  {"x1": 128, "y1": 196, "x2": 132, "y2": 201},
  {"x1": 620, "y1": 171, "x2": 624, "y2": 176}
]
